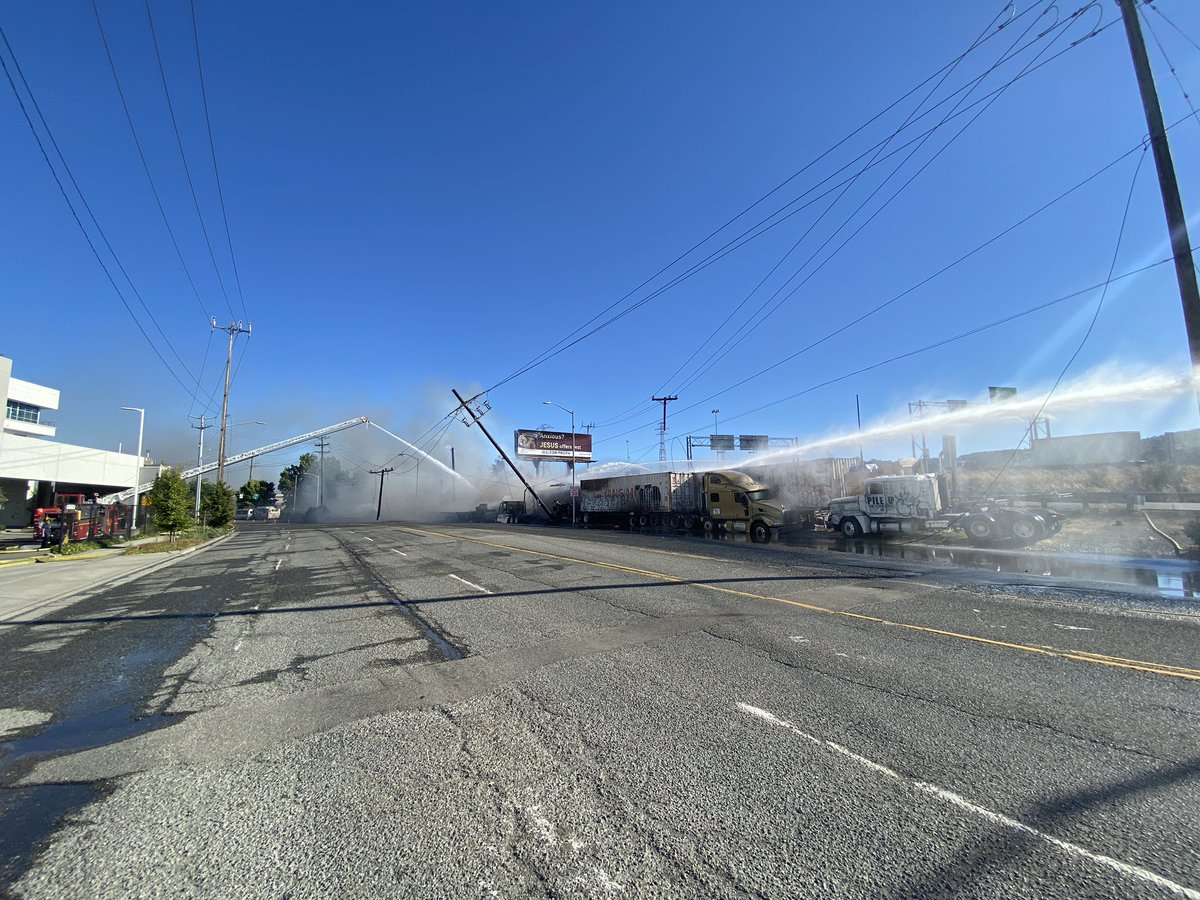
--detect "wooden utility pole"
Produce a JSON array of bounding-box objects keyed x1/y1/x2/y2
[
  {"x1": 451, "y1": 389, "x2": 554, "y2": 519},
  {"x1": 651, "y1": 395, "x2": 677, "y2": 462},
  {"x1": 1117, "y1": 0, "x2": 1200, "y2": 410},
  {"x1": 369, "y1": 467, "x2": 394, "y2": 521},
  {"x1": 212, "y1": 317, "x2": 251, "y2": 483}
]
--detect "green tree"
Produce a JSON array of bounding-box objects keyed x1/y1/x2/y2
[
  {"x1": 237, "y1": 478, "x2": 267, "y2": 509},
  {"x1": 200, "y1": 481, "x2": 236, "y2": 527},
  {"x1": 149, "y1": 468, "x2": 193, "y2": 540}
]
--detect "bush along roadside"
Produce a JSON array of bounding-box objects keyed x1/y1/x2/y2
[
  {"x1": 121, "y1": 525, "x2": 233, "y2": 555},
  {"x1": 51, "y1": 534, "x2": 128, "y2": 556}
]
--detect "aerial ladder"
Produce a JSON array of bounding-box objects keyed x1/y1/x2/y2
[{"x1": 99, "y1": 417, "x2": 372, "y2": 504}]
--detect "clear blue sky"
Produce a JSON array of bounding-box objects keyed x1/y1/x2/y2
[{"x1": 3, "y1": 1, "x2": 1200, "y2": 482}]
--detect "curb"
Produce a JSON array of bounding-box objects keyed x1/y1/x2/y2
[{"x1": 0, "y1": 556, "x2": 43, "y2": 570}]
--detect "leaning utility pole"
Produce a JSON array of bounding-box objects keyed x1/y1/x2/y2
[
  {"x1": 314, "y1": 437, "x2": 329, "y2": 507},
  {"x1": 1117, "y1": 0, "x2": 1200, "y2": 410},
  {"x1": 651, "y1": 395, "x2": 677, "y2": 462},
  {"x1": 212, "y1": 317, "x2": 252, "y2": 483},
  {"x1": 369, "y1": 466, "x2": 394, "y2": 520},
  {"x1": 189, "y1": 414, "x2": 211, "y2": 522},
  {"x1": 451, "y1": 388, "x2": 553, "y2": 519}
]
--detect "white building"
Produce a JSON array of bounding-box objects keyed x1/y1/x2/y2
[{"x1": 0, "y1": 355, "x2": 144, "y2": 528}]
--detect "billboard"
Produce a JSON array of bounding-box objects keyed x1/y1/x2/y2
[
  {"x1": 739, "y1": 434, "x2": 769, "y2": 452},
  {"x1": 711, "y1": 434, "x2": 735, "y2": 451},
  {"x1": 514, "y1": 429, "x2": 593, "y2": 462}
]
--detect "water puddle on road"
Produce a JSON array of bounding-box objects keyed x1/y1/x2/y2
[{"x1": 775, "y1": 531, "x2": 1200, "y2": 599}]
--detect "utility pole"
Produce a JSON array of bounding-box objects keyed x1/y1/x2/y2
[
  {"x1": 211, "y1": 317, "x2": 251, "y2": 483},
  {"x1": 1117, "y1": 0, "x2": 1200, "y2": 410},
  {"x1": 651, "y1": 395, "x2": 677, "y2": 463},
  {"x1": 369, "y1": 467, "x2": 394, "y2": 521},
  {"x1": 314, "y1": 437, "x2": 329, "y2": 507},
  {"x1": 451, "y1": 388, "x2": 553, "y2": 519},
  {"x1": 190, "y1": 414, "x2": 210, "y2": 522}
]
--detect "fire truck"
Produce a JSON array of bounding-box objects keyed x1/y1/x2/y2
[{"x1": 34, "y1": 494, "x2": 130, "y2": 547}]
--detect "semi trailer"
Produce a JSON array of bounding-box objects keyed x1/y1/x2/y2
[{"x1": 579, "y1": 469, "x2": 789, "y2": 543}]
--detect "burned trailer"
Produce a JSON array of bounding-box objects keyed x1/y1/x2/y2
[{"x1": 579, "y1": 469, "x2": 788, "y2": 543}]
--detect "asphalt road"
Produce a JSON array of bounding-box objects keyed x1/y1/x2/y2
[{"x1": 1, "y1": 522, "x2": 1197, "y2": 898}]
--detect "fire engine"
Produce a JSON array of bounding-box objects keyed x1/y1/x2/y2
[{"x1": 34, "y1": 494, "x2": 130, "y2": 547}]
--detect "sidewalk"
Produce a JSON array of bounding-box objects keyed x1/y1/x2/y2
[{"x1": 0, "y1": 534, "x2": 232, "y2": 624}]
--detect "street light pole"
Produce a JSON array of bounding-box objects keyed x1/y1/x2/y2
[
  {"x1": 121, "y1": 406, "x2": 144, "y2": 531},
  {"x1": 543, "y1": 401, "x2": 576, "y2": 525}
]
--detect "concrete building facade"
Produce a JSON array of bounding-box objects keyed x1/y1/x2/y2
[{"x1": 0, "y1": 356, "x2": 143, "y2": 528}]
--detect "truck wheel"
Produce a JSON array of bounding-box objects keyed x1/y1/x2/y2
[
  {"x1": 750, "y1": 521, "x2": 770, "y2": 543},
  {"x1": 964, "y1": 516, "x2": 995, "y2": 541},
  {"x1": 840, "y1": 518, "x2": 863, "y2": 538},
  {"x1": 703, "y1": 519, "x2": 715, "y2": 533},
  {"x1": 1010, "y1": 515, "x2": 1043, "y2": 542},
  {"x1": 638, "y1": 514, "x2": 649, "y2": 527},
  {"x1": 668, "y1": 514, "x2": 681, "y2": 529},
  {"x1": 684, "y1": 515, "x2": 697, "y2": 529}
]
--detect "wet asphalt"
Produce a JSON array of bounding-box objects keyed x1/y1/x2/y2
[{"x1": 0, "y1": 522, "x2": 1197, "y2": 898}]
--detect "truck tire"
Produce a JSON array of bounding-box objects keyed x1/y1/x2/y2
[
  {"x1": 1009, "y1": 514, "x2": 1044, "y2": 542},
  {"x1": 638, "y1": 514, "x2": 650, "y2": 527},
  {"x1": 840, "y1": 517, "x2": 863, "y2": 538},
  {"x1": 684, "y1": 515, "x2": 697, "y2": 530},
  {"x1": 668, "y1": 514, "x2": 681, "y2": 529},
  {"x1": 703, "y1": 518, "x2": 715, "y2": 533},
  {"x1": 750, "y1": 521, "x2": 770, "y2": 543},
  {"x1": 964, "y1": 515, "x2": 995, "y2": 541}
]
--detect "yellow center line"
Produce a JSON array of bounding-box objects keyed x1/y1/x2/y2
[{"x1": 395, "y1": 526, "x2": 1200, "y2": 682}]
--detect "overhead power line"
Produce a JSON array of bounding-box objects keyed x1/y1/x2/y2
[
  {"x1": 485, "y1": 4, "x2": 1115, "y2": 402},
  {"x1": 190, "y1": 0, "x2": 247, "y2": 322},
  {"x1": 0, "y1": 21, "x2": 216, "y2": 411},
  {"x1": 143, "y1": 0, "x2": 236, "y2": 322},
  {"x1": 91, "y1": 0, "x2": 208, "y2": 321}
]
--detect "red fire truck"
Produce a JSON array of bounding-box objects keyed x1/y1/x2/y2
[{"x1": 34, "y1": 494, "x2": 130, "y2": 547}]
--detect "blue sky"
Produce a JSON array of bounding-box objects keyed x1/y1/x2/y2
[{"x1": 3, "y1": 1, "x2": 1200, "y2": 484}]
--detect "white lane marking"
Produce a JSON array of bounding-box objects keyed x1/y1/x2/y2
[
  {"x1": 390, "y1": 548, "x2": 407, "y2": 556},
  {"x1": 233, "y1": 639, "x2": 243, "y2": 652},
  {"x1": 448, "y1": 573, "x2": 491, "y2": 594},
  {"x1": 736, "y1": 702, "x2": 1200, "y2": 900},
  {"x1": 363, "y1": 536, "x2": 375, "y2": 542},
  {"x1": 274, "y1": 559, "x2": 282, "y2": 573},
  {"x1": 1052, "y1": 623, "x2": 1093, "y2": 632},
  {"x1": 789, "y1": 636, "x2": 810, "y2": 643}
]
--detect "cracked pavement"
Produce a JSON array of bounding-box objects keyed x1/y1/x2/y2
[{"x1": 1, "y1": 522, "x2": 1198, "y2": 897}]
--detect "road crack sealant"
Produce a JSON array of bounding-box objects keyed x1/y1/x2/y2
[{"x1": 328, "y1": 529, "x2": 465, "y2": 662}]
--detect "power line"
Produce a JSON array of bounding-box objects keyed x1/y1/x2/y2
[
  {"x1": 143, "y1": 0, "x2": 236, "y2": 321},
  {"x1": 483, "y1": 2, "x2": 1062, "y2": 398},
  {"x1": 189, "y1": 0, "x2": 247, "y2": 323},
  {"x1": 671, "y1": 9, "x2": 1092, "y2": 398},
  {"x1": 91, "y1": 0, "x2": 208, "y2": 321},
  {"x1": 0, "y1": 22, "x2": 215, "y2": 409},
  {"x1": 653, "y1": 3, "x2": 1021, "y2": 402},
  {"x1": 487, "y1": 7, "x2": 1116, "y2": 402},
  {"x1": 1141, "y1": 3, "x2": 1200, "y2": 127}
]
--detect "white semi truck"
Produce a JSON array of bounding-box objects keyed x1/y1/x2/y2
[{"x1": 826, "y1": 474, "x2": 1061, "y2": 542}]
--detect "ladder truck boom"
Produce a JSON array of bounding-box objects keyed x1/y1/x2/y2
[{"x1": 99, "y1": 417, "x2": 371, "y2": 504}]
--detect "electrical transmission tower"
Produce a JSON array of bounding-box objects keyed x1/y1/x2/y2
[{"x1": 651, "y1": 395, "x2": 677, "y2": 463}]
